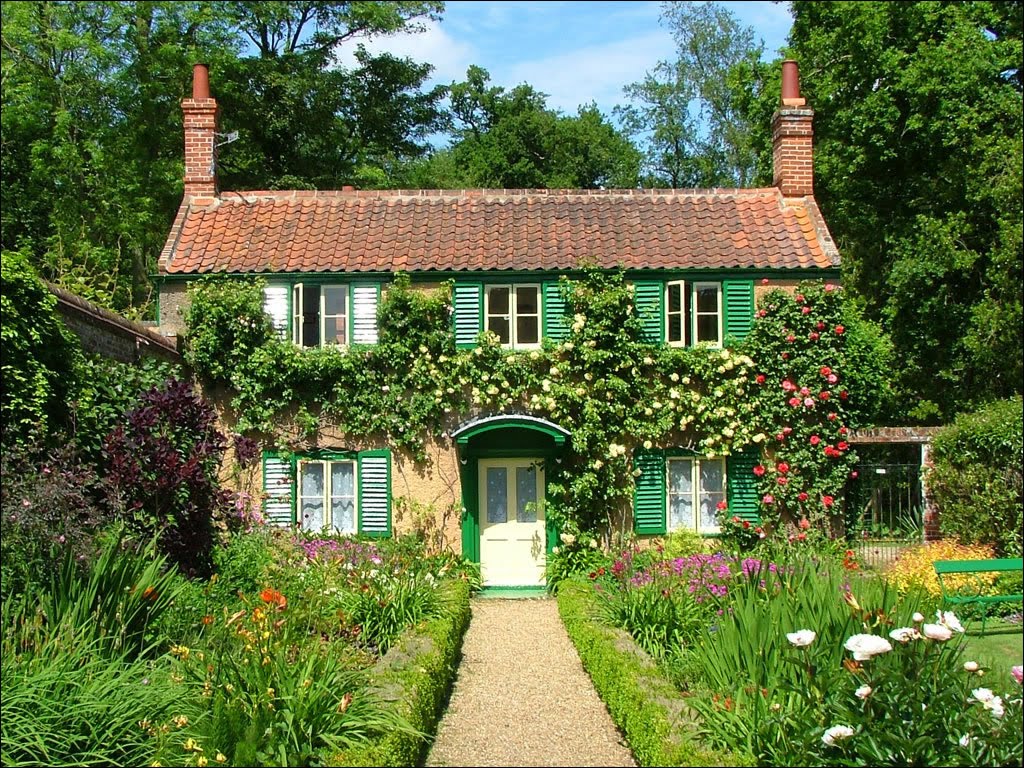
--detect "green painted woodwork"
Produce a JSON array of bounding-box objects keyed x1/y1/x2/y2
[
  {"x1": 633, "y1": 449, "x2": 667, "y2": 535},
  {"x1": 452, "y1": 415, "x2": 569, "y2": 447},
  {"x1": 453, "y1": 283, "x2": 482, "y2": 348},
  {"x1": 459, "y1": 459, "x2": 480, "y2": 564},
  {"x1": 542, "y1": 281, "x2": 570, "y2": 341},
  {"x1": 934, "y1": 558, "x2": 1023, "y2": 633},
  {"x1": 357, "y1": 449, "x2": 392, "y2": 537},
  {"x1": 726, "y1": 451, "x2": 761, "y2": 524},
  {"x1": 723, "y1": 279, "x2": 755, "y2": 341},
  {"x1": 633, "y1": 280, "x2": 664, "y2": 344},
  {"x1": 262, "y1": 451, "x2": 294, "y2": 526}
]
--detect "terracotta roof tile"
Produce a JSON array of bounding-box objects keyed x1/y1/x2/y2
[{"x1": 159, "y1": 188, "x2": 839, "y2": 275}]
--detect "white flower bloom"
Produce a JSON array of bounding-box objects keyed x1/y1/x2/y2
[
  {"x1": 642, "y1": 440, "x2": 653, "y2": 450},
  {"x1": 592, "y1": 460, "x2": 604, "y2": 470},
  {"x1": 959, "y1": 734, "x2": 973, "y2": 747},
  {"x1": 972, "y1": 687, "x2": 995, "y2": 704},
  {"x1": 922, "y1": 623, "x2": 953, "y2": 642},
  {"x1": 889, "y1": 627, "x2": 921, "y2": 644},
  {"x1": 821, "y1": 725, "x2": 855, "y2": 747},
  {"x1": 552, "y1": 546, "x2": 560, "y2": 555},
  {"x1": 844, "y1": 634, "x2": 893, "y2": 661},
  {"x1": 560, "y1": 533, "x2": 576, "y2": 545},
  {"x1": 936, "y1": 610, "x2": 965, "y2": 633},
  {"x1": 972, "y1": 689, "x2": 1005, "y2": 718},
  {"x1": 912, "y1": 612, "x2": 925, "y2": 623},
  {"x1": 786, "y1": 630, "x2": 816, "y2": 648},
  {"x1": 855, "y1": 685, "x2": 872, "y2": 700},
  {"x1": 964, "y1": 661, "x2": 979, "y2": 672}
]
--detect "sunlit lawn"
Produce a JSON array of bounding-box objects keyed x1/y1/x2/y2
[{"x1": 960, "y1": 616, "x2": 1023, "y2": 682}]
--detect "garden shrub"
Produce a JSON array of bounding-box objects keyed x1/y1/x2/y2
[
  {"x1": 0, "y1": 444, "x2": 109, "y2": 600},
  {"x1": 104, "y1": 378, "x2": 231, "y2": 577},
  {"x1": 0, "y1": 250, "x2": 82, "y2": 452},
  {"x1": 545, "y1": 523, "x2": 610, "y2": 593},
  {"x1": 557, "y1": 577, "x2": 751, "y2": 767},
  {"x1": 329, "y1": 578, "x2": 472, "y2": 767},
  {"x1": 885, "y1": 540, "x2": 1000, "y2": 598},
  {"x1": 929, "y1": 397, "x2": 1024, "y2": 556}
]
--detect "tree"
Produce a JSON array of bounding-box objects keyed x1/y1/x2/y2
[
  {"x1": 767, "y1": 1, "x2": 1023, "y2": 421},
  {"x1": 617, "y1": 1, "x2": 763, "y2": 187},
  {"x1": 413, "y1": 65, "x2": 641, "y2": 189}
]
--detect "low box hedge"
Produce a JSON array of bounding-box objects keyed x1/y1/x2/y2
[
  {"x1": 556, "y1": 577, "x2": 751, "y2": 767},
  {"x1": 328, "y1": 578, "x2": 472, "y2": 767}
]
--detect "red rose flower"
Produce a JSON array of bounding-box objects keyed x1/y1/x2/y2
[
  {"x1": 809, "y1": 435, "x2": 821, "y2": 446},
  {"x1": 838, "y1": 426, "x2": 848, "y2": 435},
  {"x1": 761, "y1": 278, "x2": 770, "y2": 285},
  {"x1": 777, "y1": 476, "x2": 788, "y2": 485},
  {"x1": 762, "y1": 494, "x2": 775, "y2": 505},
  {"x1": 817, "y1": 321, "x2": 826, "y2": 330},
  {"x1": 809, "y1": 331, "x2": 820, "y2": 340},
  {"x1": 777, "y1": 462, "x2": 789, "y2": 474},
  {"x1": 742, "y1": 520, "x2": 751, "y2": 529},
  {"x1": 819, "y1": 391, "x2": 831, "y2": 400},
  {"x1": 850, "y1": 470, "x2": 859, "y2": 479},
  {"x1": 783, "y1": 427, "x2": 793, "y2": 435},
  {"x1": 798, "y1": 492, "x2": 809, "y2": 502},
  {"x1": 837, "y1": 441, "x2": 849, "y2": 451},
  {"x1": 839, "y1": 390, "x2": 849, "y2": 400},
  {"x1": 828, "y1": 412, "x2": 838, "y2": 421},
  {"x1": 803, "y1": 397, "x2": 816, "y2": 408},
  {"x1": 824, "y1": 283, "x2": 835, "y2": 292},
  {"x1": 822, "y1": 495, "x2": 835, "y2": 508},
  {"x1": 782, "y1": 379, "x2": 795, "y2": 391},
  {"x1": 800, "y1": 386, "x2": 810, "y2": 396},
  {"x1": 757, "y1": 308, "x2": 767, "y2": 317},
  {"x1": 835, "y1": 325, "x2": 845, "y2": 334},
  {"x1": 798, "y1": 517, "x2": 811, "y2": 530},
  {"x1": 755, "y1": 374, "x2": 766, "y2": 384},
  {"x1": 786, "y1": 334, "x2": 796, "y2": 343},
  {"x1": 789, "y1": 396, "x2": 801, "y2": 407},
  {"x1": 753, "y1": 465, "x2": 766, "y2": 477},
  {"x1": 795, "y1": 294, "x2": 805, "y2": 304},
  {"x1": 802, "y1": 306, "x2": 812, "y2": 314},
  {"x1": 820, "y1": 366, "x2": 832, "y2": 376},
  {"x1": 781, "y1": 352, "x2": 789, "y2": 360},
  {"x1": 797, "y1": 532, "x2": 807, "y2": 541}
]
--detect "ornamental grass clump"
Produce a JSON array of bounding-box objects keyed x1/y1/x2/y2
[{"x1": 690, "y1": 609, "x2": 1024, "y2": 766}]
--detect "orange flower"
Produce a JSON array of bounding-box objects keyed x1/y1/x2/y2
[
  {"x1": 202, "y1": 615, "x2": 215, "y2": 626},
  {"x1": 141, "y1": 586, "x2": 158, "y2": 601},
  {"x1": 260, "y1": 588, "x2": 287, "y2": 610},
  {"x1": 337, "y1": 692, "x2": 353, "y2": 713}
]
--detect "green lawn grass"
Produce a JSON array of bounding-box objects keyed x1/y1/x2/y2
[{"x1": 960, "y1": 617, "x2": 1023, "y2": 684}]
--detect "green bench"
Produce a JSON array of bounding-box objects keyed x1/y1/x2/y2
[{"x1": 933, "y1": 558, "x2": 1023, "y2": 633}]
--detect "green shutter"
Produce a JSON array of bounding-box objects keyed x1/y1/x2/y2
[
  {"x1": 723, "y1": 279, "x2": 755, "y2": 342},
  {"x1": 633, "y1": 450, "x2": 666, "y2": 535},
  {"x1": 542, "y1": 281, "x2": 570, "y2": 341},
  {"x1": 262, "y1": 451, "x2": 294, "y2": 526},
  {"x1": 634, "y1": 280, "x2": 664, "y2": 344},
  {"x1": 453, "y1": 283, "x2": 482, "y2": 348},
  {"x1": 358, "y1": 450, "x2": 391, "y2": 537},
  {"x1": 727, "y1": 451, "x2": 761, "y2": 524},
  {"x1": 351, "y1": 283, "x2": 380, "y2": 345}
]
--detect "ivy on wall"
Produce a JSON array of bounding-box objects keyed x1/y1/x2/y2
[{"x1": 183, "y1": 269, "x2": 892, "y2": 536}]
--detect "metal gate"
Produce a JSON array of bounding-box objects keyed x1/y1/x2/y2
[{"x1": 844, "y1": 463, "x2": 924, "y2": 569}]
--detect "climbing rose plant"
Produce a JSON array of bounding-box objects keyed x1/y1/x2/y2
[
  {"x1": 745, "y1": 282, "x2": 894, "y2": 532},
  {"x1": 184, "y1": 271, "x2": 892, "y2": 538}
]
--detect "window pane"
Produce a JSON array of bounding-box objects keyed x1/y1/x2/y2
[
  {"x1": 699, "y1": 460, "x2": 725, "y2": 532},
  {"x1": 667, "y1": 283, "x2": 682, "y2": 313},
  {"x1": 300, "y1": 462, "x2": 325, "y2": 532},
  {"x1": 324, "y1": 286, "x2": 347, "y2": 315},
  {"x1": 301, "y1": 498, "x2": 325, "y2": 531},
  {"x1": 668, "y1": 459, "x2": 693, "y2": 530},
  {"x1": 696, "y1": 315, "x2": 718, "y2": 343},
  {"x1": 695, "y1": 285, "x2": 718, "y2": 312},
  {"x1": 516, "y1": 466, "x2": 538, "y2": 522},
  {"x1": 324, "y1": 317, "x2": 347, "y2": 345},
  {"x1": 516, "y1": 286, "x2": 539, "y2": 315},
  {"x1": 516, "y1": 316, "x2": 539, "y2": 345},
  {"x1": 331, "y1": 498, "x2": 355, "y2": 533},
  {"x1": 486, "y1": 467, "x2": 507, "y2": 524},
  {"x1": 301, "y1": 463, "x2": 324, "y2": 497},
  {"x1": 487, "y1": 286, "x2": 510, "y2": 316},
  {"x1": 488, "y1": 316, "x2": 510, "y2": 344},
  {"x1": 668, "y1": 314, "x2": 683, "y2": 343},
  {"x1": 332, "y1": 462, "x2": 355, "y2": 497},
  {"x1": 302, "y1": 285, "x2": 321, "y2": 347}
]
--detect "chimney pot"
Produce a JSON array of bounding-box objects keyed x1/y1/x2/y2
[
  {"x1": 192, "y1": 63, "x2": 210, "y2": 100},
  {"x1": 781, "y1": 60, "x2": 800, "y2": 101}
]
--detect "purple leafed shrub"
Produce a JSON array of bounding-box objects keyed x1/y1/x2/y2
[{"x1": 103, "y1": 378, "x2": 229, "y2": 576}]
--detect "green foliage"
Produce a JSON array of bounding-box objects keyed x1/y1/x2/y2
[
  {"x1": 0, "y1": 445, "x2": 109, "y2": 601},
  {"x1": 744, "y1": 281, "x2": 894, "y2": 529},
  {"x1": 104, "y1": 378, "x2": 230, "y2": 576},
  {"x1": 557, "y1": 577, "x2": 752, "y2": 767},
  {"x1": 929, "y1": 397, "x2": 1024, "y2": 556},
  {"x1": 754, "y1": 1, "x2": 1024, "y2": 420},
  {"x1": 329, "y1": 579, "x2": 472, "y2": 767},
  {"x1": 0, "y1": 250, "x2": 82, "y2": 449},
  {"x1": 545, "y1": 524, "x2": 610, "y2": 594}
]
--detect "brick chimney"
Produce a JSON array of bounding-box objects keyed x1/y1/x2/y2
[
  {"x1": 772, "y1": 60, "x2": 814, "y2": 198},
  {"x1": 182, "y1": 63, "x2": 218, "y2": 199}
]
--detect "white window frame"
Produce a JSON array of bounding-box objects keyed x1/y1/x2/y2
[
  {"x1": 484, "y1": 283, "x2": 542, "y2": 350},
  {"x1": 297, "y1": 458, "x2": 357, "y2": 534},
  {"x1": 665, "y1": 280, "x2": 686, "y2": 347},
  {"x1": 667, "y1": 456, "x2": 726, "y2": 534},
  {"x1": 691, "y1": 282, "x2": 723, "y2": 347},
  {"x1": 292, "y1": 283, "x2": 350, "y2": 348}
]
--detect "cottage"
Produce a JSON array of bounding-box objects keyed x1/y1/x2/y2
[{"x1": 157, "y1": 61, "x2": 839, "y2": 587}]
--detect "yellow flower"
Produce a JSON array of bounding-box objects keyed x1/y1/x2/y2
[
  {"x1": 183, "y1": 737, "x2": 203, "y2": 752},
  {"x1": 170, "y1": 644, "x2": 191, "y2": 660},
  {"x1": 197, "y1": 758, "x2": 208, "y2": 767},
  {"x1": 215, "y1": 754, "x2": 227, "y2": 764},
  {"x1": 172, "y1": 715, "x2": 189, "y2": 728}
]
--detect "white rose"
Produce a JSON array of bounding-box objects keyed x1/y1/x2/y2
[
  {"x1": 854, "y1": 685, "x2": 872, "y2": 700},
  {"x1": 964, "y1": 661, "x2": 979, "y2": 672},
  {"x1": 889, "y1": 627, "x2": 920, "y2": 644},
  {"x1": 912, "y1": 612, "x2": 925, "y2": 623},
  {"x1": 922, "y1": 623, "x2": 953, "y2": 642},
  {"x1": 821, "y1": 725, "x2": 855, "y2": 747},
  {"x1": 936, "y1": 610, "x2": 965, "y2": 633},
  {"x1": 844, "y1": 634, "x2": 893, "y2": 661},
  {"x1": 786, "y1": 630, "x2": 816, "y2": 648}
]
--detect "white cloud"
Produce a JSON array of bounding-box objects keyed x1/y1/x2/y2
[
  {"x1": 504, "y1": 30, "x2": 676, "y2": 115},
  {"x1": 333, "y1": 19, "x2": 477, "y2": 85}
]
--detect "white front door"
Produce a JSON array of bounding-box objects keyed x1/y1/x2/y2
[{"x1": 479, "y1": 459, "x2": 546, "y2": 587}]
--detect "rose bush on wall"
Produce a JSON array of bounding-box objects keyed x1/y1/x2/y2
[{"x1": 184, "y1": 270, "x2": 893, "y2": 539}]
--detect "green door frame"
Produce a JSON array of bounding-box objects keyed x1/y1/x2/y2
[{"x1": 453, "y1": 416, "x2": 569, "y2": 567}]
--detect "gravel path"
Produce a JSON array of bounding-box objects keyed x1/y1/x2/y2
[{"x1": 424, "y1": 598, "x2": 636, "y2": 767}]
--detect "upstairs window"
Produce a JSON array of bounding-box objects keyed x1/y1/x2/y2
[
  {"x1": 292, "y1": 284, "x2": 349, "y2": 348},
  {"x1": 664, "y1": 280, "x2": 722, "y2": 347},
  {"x1": 485, "y1": 284, "x2": 541, "y2": 349}
]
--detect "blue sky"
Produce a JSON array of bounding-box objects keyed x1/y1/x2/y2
[{"x1": 336, "y1": 1, "x2": 794, "y2": 117}]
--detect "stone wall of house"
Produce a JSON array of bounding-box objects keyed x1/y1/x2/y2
[{"x1": 158, "y1": 282, "x2": 191, "y2": 340}]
